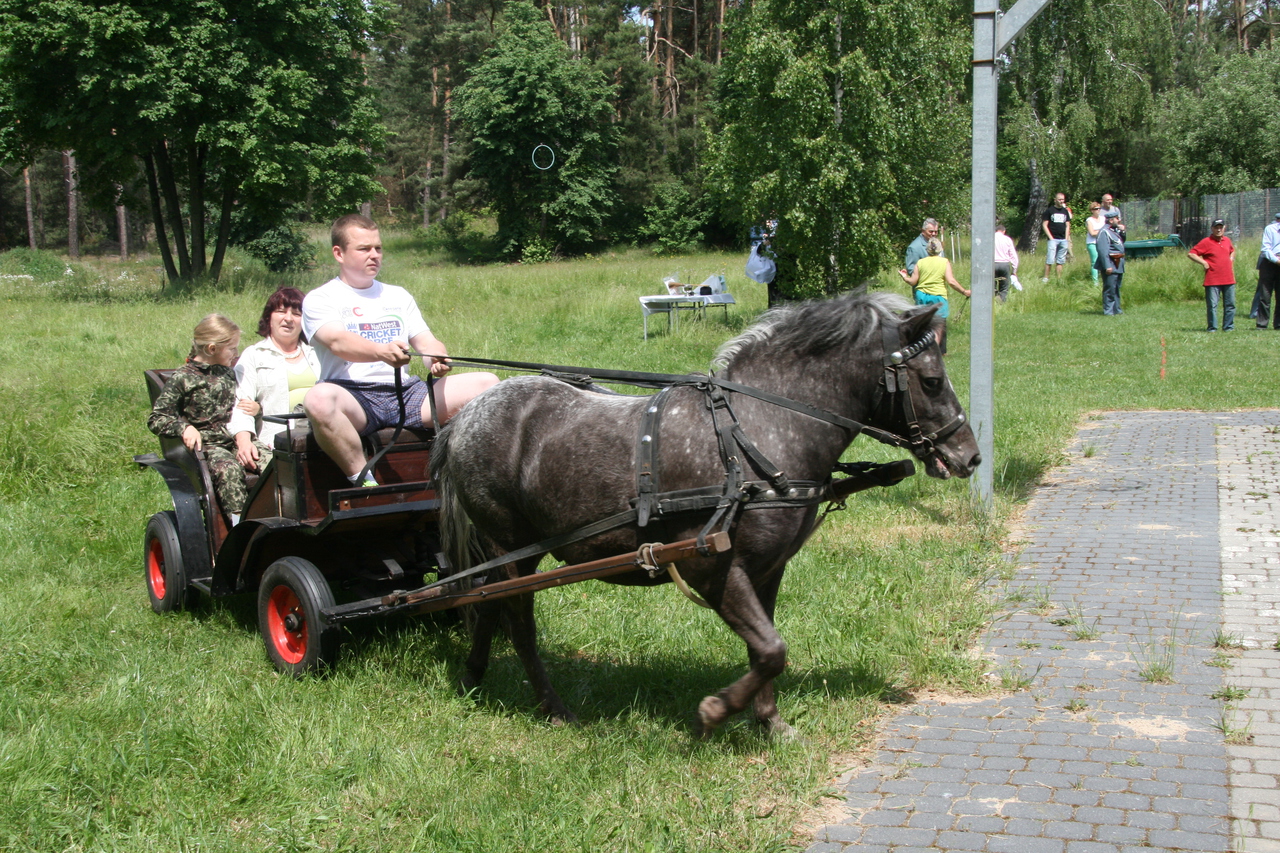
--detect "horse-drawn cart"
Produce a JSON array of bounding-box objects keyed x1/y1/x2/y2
[{"x1": 136, "y1": 363, "x2": 915, "y2": 679}]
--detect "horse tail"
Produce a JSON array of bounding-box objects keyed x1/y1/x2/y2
[{"x1": 429, "y1": 420, "x2": 481, "y2": 580}]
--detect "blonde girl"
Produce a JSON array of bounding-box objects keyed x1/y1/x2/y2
[{"x1": 148, "y1": 314, "x2": 265, "y2": 523}]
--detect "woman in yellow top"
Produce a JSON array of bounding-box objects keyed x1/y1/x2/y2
[{"x1": 898, "y1": 238, "x2": 970, "y2": 353}]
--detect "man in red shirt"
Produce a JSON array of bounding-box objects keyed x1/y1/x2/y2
[{"x1": 1188, "y1": 218, "x2": 1236, "y2": 332}]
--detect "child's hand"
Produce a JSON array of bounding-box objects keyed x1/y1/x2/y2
[
  {"x1": 235, "y1": 432, "x2": 259, "y2": 471},
  {"x1": 182, "y1": 425, "x2": 202, "y2": 452},
  {"x1": 236, "y1": 398, "x2": 261, "y2": 416}
]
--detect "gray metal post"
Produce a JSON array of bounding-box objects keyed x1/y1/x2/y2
[
  {"x1": 969, "y1": 0, "x2": 1052, "y2": 510},
  {"x1": 969, "y1": 0, "x2": 998, "y2": 510}
]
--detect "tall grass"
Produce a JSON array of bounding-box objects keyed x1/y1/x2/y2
[{"x1": 0, "y1": 233, "x2": 1275, "y2": 852}]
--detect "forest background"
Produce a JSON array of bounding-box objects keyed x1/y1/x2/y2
[{"x1": 2, "y1": 0, "x2": 1280, "y2": 299}]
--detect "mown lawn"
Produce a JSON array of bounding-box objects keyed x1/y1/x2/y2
[{"x1": 0, "y1": 238, "x2": 1274, "y2": 852}]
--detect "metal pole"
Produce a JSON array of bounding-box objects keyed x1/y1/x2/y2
[
  {"x1": 969, "y1": 0, "x2": 998, "y2": 510},
  {"x1": 969, "y1": 0, "x2": 1053, "y2": 511}
]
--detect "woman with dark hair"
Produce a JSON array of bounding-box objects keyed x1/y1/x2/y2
[{"x1": 229, "y1": 287, "x2": 321, "y2": 470}]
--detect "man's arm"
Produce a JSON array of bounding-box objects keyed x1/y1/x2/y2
[
  {"x1": 1188, "y1": 248, "x2": 1210, "y2": 270},
  {"x1": 409, "y1": 331, "x2": 452, "y2": 377},
  {"x1": 1042, "y1": 212, "x2": 1053, "y2": 240},
  {"x1": 312, "y1": 322, "x2": 411, "y2": 368}
]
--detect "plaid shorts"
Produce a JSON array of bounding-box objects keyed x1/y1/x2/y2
[{"x1": 327, "y1": 377, "x2": 431, "y2": 436}]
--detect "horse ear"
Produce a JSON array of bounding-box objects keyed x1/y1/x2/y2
[{"x1": 900, "y1": 303, "x2": 941, "y2": 340}]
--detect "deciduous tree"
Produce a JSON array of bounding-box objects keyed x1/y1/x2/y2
[
  {"x1": 0, "y1": 0, "x2": 385, "y2": 282},
  {"x1": 454, "y1": 0, "x2": 618, "y2": 254},
  {"x1": 707, "y1": 0, "x2": 969, "y2": 297}
]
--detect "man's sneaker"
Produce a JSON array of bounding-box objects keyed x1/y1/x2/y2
[
  {"x1": 1040, "y1": 276, "x2": 1049, "y2": 282},
  {"x1": 360, "y1": 478, "x2": 379, "y2": 488}
]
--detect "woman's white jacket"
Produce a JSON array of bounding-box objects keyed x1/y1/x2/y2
[{"x1": 228, "y1": 337, "x2": 321, "y2": 447}]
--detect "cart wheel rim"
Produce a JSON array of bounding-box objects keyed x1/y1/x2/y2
[
  {"x1": 266, "y1": 585, "x2": 308, "y2": 665},
  {"x1": 147, "y1": 538, "x2": 167, "y2": 599}
]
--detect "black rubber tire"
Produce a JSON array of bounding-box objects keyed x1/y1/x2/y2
[
  {"x1": 257, "y1": 557, "x2": 340, "y2": 677},
  {"x1": 144, "y1": 511, "x2": 197, "y2": 613}
]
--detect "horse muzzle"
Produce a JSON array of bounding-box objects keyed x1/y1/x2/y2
[{"x1": 922, "y1": 426, "x2": 981, "y2": 480}]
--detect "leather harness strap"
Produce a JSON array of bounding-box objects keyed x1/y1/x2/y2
[{"x1": 412, "y1": 320, "x2": 959, "y2": 592}]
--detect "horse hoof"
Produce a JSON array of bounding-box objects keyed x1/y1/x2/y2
[
  {"x1": 697, "y1": 695, "x2": 728, "y2": 737},
  {"x1": 544, "y1": 706, "x2": 579, "y2": 727},
  {"x1": 767, "y1": 720, "x2": 801, "y2": 743}
]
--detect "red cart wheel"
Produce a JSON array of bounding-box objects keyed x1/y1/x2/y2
[
  {"x1": 144, "y1": 511, "x2": 197, "y2": 613},
  {"x1": 257, "y1": 557, "x2": 339, "y2": 677}
]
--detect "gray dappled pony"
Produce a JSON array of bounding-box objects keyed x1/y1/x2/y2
[{"x1": 430, "y1": 291, "x2": 981, "y2": 737}]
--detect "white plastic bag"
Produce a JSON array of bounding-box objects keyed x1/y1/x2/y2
[
  {"x1": 1011, "y1": 274, "x2": 1023, "y2": 292},
  {"x1": 744, "y1": 246, "x2": 776, "y2": 284}
]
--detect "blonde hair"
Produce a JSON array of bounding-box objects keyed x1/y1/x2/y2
[
  {"x1": 926, "y1": 238, "x2": 944, "y2": 256},
  {"x1": 190, "y1": 313, "x2": 240, "y2": 360}
]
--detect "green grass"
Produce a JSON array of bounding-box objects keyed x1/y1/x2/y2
[{"x1": 2, "y1": 233, "x2": 1279, "y2": 851}]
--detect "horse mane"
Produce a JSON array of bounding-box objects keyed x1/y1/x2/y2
[{"x1": 712, "y1": 290, "x2": 911, "y2": 371}]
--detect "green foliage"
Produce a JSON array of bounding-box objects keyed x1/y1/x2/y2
[
  {"x1": 519, "y1": 237, "x2": 554, "y2": 264},
  {"x1": 239, "y1": 225, "x2": 317, "y2": 273},
  {"x1": 707, "y1": 0, "x2": 970, "y2": 298},
  {"x1": 999, "y1": 0, "x2": 1176, "y2": 201},
  {"x1": 0, "y1": 0, "x2": 385, "y2": 281},
  {"x1": 1159, "y1": 46, "x2": 1280, "y2": 194},
  {"x1": 642, "y1": 181, "x2": 707, "y2": 256},
  {"x1": 454, "y1": 1, "x2": 619, "y2": 257}
]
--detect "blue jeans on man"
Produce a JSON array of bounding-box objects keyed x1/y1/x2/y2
[{"x1": 1205, "y1": 284, "x2": 1235, "y2": 331}]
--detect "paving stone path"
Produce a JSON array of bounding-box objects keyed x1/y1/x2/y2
[{"x1": 807, "y1": 411, "x2": 1280, "y2": 853}]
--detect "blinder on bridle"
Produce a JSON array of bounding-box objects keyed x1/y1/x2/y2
[{"x1": 861, "y1": 321, "x2": 967, "y2": 462}]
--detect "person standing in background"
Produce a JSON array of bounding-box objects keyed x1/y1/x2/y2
[
  {"x1": 993, "y1": 222, "x2": 1019, "y2": 303},
  {"x1": 1095, "y1": 210, "x2": 1126, "y2": 315},
  {"x1": 1084, "y1": 202, "x2": 1104, "y2": 285},
  {"x1": 1188, "y1": 219, "x2": 1236, "y2": 332},
  {"x1": 1041, "y1": 193, "x2": 1071, "y2": 281},
  {"x1": 1254, "y1": 212, "x2": 1280, "y2": 329}
]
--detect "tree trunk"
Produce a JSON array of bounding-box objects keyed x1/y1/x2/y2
[
  {"x1": 188, "y1": 144, "x2": 206, "y2": 276},
  {"x1": 115, "y1": 183, "x2": 128, "y2": 261},
  {"x1": 1018, "y1": 158, "x2": 1045, "y2": 254},
  {"x1": 717, "y1": 0, "x2": 725, "y2": 64},
  {"x1": 143, "y1": 153, "x2": 180, "y2": 282},
  {"x1": 423, "y1": 156, "x2": 433, "y2": 229},
  {"x1": 23, "y1": 167, "x2": 36, "y2": 250},
  {"x1": 153, "y1": 142, "x2": 192, "y2": 279},
  {"x1": 63, "y1": 151, "x2": 79, "y2": 259},
  {"x1": 208, "y1": 178, "x2": 235, "y2": 282}
]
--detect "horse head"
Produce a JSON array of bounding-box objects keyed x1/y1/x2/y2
[{"x1": 871, "y1": 303, "x2": 981, "y2": 480}]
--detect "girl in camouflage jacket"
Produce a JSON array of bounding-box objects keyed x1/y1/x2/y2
[{"x1": 148, "y1": 314, "x2": 257, "y2": 520}]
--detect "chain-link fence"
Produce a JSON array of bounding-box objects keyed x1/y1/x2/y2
[{"x1": 1123, "y1": 188, "x2": 1280, "y2": 245}]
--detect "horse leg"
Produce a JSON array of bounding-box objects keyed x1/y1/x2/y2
[
  {"x1": 745, "y1": 568, "x2": 798, "y2": 740},
  {"x1": 460, "y1": 600, "x2": 501, "y2": 694},
  {"x1": 498, "y1": 568, "x2": 578, "y2": 725},
  {"x1": 698, "y1": 563, "x2": 789, "y2": 737}
]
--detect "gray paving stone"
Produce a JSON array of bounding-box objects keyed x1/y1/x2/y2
[{"x1": 805, "y1": 412, "x2": 1277, "y2": 852}]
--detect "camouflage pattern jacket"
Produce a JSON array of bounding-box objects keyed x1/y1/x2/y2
[{"x1": 147, "y1": 360, "x2": 238, "y2": 450}]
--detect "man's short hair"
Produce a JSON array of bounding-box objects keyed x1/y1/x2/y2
[
  {"x1": 921, "y1": 218, "x2": 939, "y2": 231},
  {"x1": 331, "y1": 214, "x2": 379, "y2": 249}
]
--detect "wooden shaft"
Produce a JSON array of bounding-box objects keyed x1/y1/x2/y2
[{"x1": 402, "y1": 532, "x2": 731, "y2": 614}]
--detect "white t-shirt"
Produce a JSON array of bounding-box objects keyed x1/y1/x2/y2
[
  {"x1": 302, "y1": 277, "x2": 431, "y2": 383},
  {"x1": 1085, "y1": 213, "x2": 1105, "y2": 245}
]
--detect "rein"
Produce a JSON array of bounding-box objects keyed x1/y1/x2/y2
[{"x1": 406, "y1": 322, "x2": 951, "y2": 597}]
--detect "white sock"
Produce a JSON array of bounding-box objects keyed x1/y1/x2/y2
[{"x1": 230, "y1": 513, "x2": 240, "y2": 526}]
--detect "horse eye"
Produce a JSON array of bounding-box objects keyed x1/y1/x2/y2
[{"x1": 922, "y1": 376, "x2": 943, "y2": 393}]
